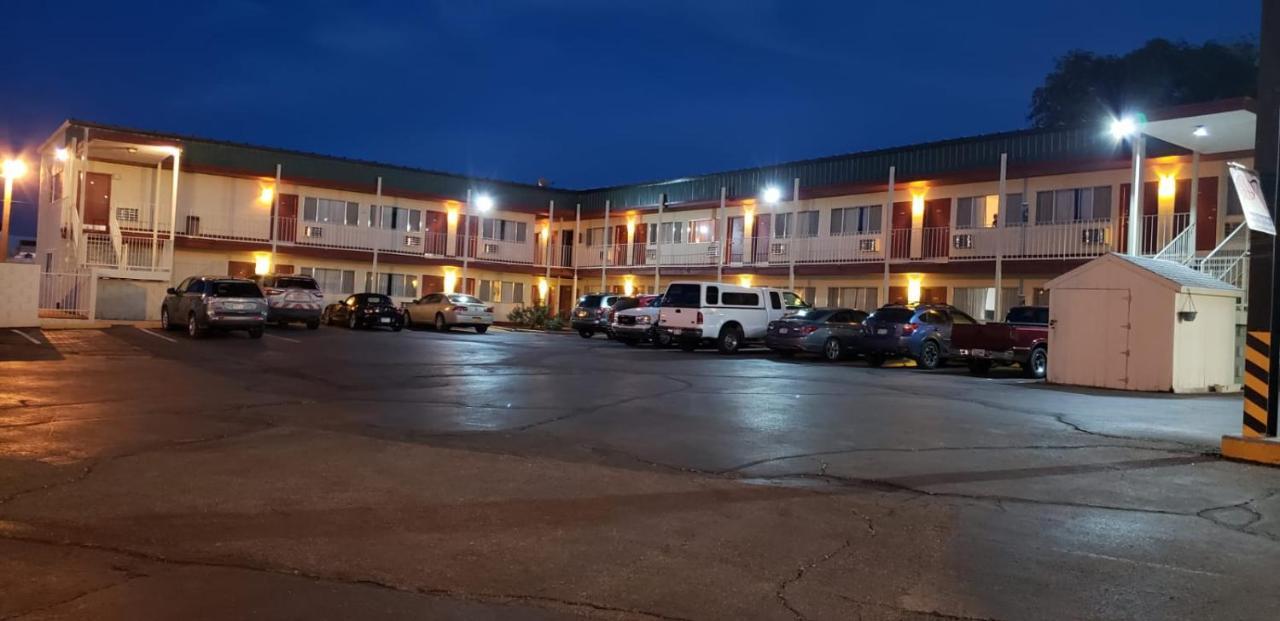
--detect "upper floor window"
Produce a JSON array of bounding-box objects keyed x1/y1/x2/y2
[
  {"x1": 370, "y1": 206, "x2": 422, "y2": 232},
  {"x1": 647, "y1": 221, "x2": 687, "y2": 244},
  {"x1": 303, "y1": 197, "x2": 359, "y2": 225},
  {"x1": 482, "y1": 218, "x2": 527, "y2": 243},
  {"x1": 774, "y1": 210, "x2": 819, "y2": 238},
  {"x1": 830, "y1": 206, "x2": 881, "y2": 236},
  {"x1": 689, "y1": 219, "x2": 715, "y2": 243},
  {"x1": 1035, "y1": 187, "x2": 1111, "y2": 224},
  {"x1": 957, "y1": 194, "x2": 1027, "y2": 229}
]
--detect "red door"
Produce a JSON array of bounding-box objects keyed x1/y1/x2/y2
[
  {"x1": 891, "y1": 201, "x2": 912, "y2": 259},
  {"x1": 752, "y1": 214, "x2": 771, "y2": 263},
  {"x1": 276, "y1": 194, "x2": 298, "y2": 243},
  {"x1": 84, "y1": 172, "x2": 112, "y2": 231},
  {"x1": 1195, "y1": 177, "x2": 1219, "y2": 251},
  {"x1": 420, "y1": 274, "x2": 444, "y2": 295},
  {"x1": 632, "y1": 220, "x2": 648, "y2": 265},
  {"x1": 613, "y1": 225, "x2": 628, "y2": 265},
  {"x1": 923, "y1": 199, "x2": 951, "y2": 258},
  {"x1": 727, "y1": 216, "x2": 745, "y2": 263}
]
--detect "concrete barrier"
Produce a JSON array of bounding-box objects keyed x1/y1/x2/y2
[{"x1": 0, "y1": 263, "x2": 40, "y2": 328}]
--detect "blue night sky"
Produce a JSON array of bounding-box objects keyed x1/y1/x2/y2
[{"x1": 0, "y1": 1, "x2": 1260, "y2": 240}]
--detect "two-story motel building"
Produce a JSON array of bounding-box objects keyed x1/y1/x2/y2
[{"x1": 31, "y1": 99, "x2": 1256, "y2": 325}]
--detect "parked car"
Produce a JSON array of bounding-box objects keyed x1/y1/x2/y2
[
  {"x1": 656, "y1": 282, "x2": 803, "y2": 354},
  {"x1": 160, "y1": 276, "x2": 267, "y2": 339},
  {"x1": 571, "y1": 293, "x2": 621, "y2": 338},
  {"x1": 252, "y1": 273, "x2": 324, "y2": 329},
  {"x1": 766, "y1": 307, "x2": 869, "y2": 361},
  {"x1": 603, "y1": 295, "x2": 647, "y2": 338},
  {"x1": 951, "y1": 305, "x2": 1050, "y2": 378},
  {"x1": 322, "y1": 293, "x2": 404, "y2": 331},
  {"x1": 611, "y1": 294, "x2": 668, "y2": 346},
  {"x1": 857, "y1": 304, "x2": 978, "y2": 369},
  {"x1": 402, "y1": 292, "x2": 494, "y2": 333}
]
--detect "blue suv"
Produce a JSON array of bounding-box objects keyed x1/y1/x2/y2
[{"x1": 857, "y1": 304, "x2": 978, "y2": 369}]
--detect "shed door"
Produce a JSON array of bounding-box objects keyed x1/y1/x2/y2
[{"x1": 1048, "y1": 289, "x2": 1131, "y2": 389}]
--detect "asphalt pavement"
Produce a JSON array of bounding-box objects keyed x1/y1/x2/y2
[{"x1": 0, "y1": 324, "x2": 1276, "y2": 620}]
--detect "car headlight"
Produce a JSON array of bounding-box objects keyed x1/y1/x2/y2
[{"x1": 636, "y1": 315, "x2": 651, "y2": 324}]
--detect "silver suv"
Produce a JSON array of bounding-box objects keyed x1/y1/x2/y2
[
  {"x1": 253, "y1": 273, "x2": 324, "y2": 329},
  {"x1": 161, "y1": 276, "x2": 267, "y2": 339}
]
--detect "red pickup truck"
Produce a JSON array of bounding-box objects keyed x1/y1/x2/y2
[{"x1": 951, "y1": 306, "x2": 1049, "y2": 378}]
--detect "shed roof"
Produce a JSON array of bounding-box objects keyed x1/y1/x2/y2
[{"x1": 1045, "y1": 253, "x2": 1241, "y2": 294}]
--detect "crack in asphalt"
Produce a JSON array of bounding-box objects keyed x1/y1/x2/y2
[
  {"x1": 0, "y1": 567, "x2": 149, "y2": 621},
  {"x1": 776, "y1": 539, "x2": 854, "y2": 621},
  {"x1": 1196, "y1": 489, "x2": 1280, "y2": 543},
  {"x1": 836, "y1": 595, "x2": 1004, "y2": 620},
  {"x1": 0, "y1": 532, "x2": 694, "y2": 621}
]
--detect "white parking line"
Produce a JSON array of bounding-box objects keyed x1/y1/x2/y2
[
  {"x1": 138, "y1": 327, "x2": 179, "y2": 343},
  {"x1": 10, "y1": 329, "x2": 41, "y2": 345},
  {"x1": 265, "y1": 333, "x2": 301, "y2": 343}
]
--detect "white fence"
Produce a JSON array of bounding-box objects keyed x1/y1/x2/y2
[{"x1": 38, "y1": 272, "x2": 94, "y2": 320}]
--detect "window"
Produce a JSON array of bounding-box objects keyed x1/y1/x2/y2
[
  {"x1": 773, "y1": 211, "x2": 820, "y2": 239},
  {"x1": 831, "y1": 206, "x2": 881, "y2": 235},
  {"x1": 364, "y1": 272, "x2": 418, "y2": 298},
  {"x1": 827, "y1": 287, "x2": 878, "y2": 310},
  {"x1": 512, "y1": 282, "x2": 524, "y2": 304},
  {"x1": 721, "y1": 292, "x2": 759, "y2": 306},
  {"x1": 689, "y1": 219, "x2": 715, "y2": 243},
  {"x1": 1035, "y1": 187, "x2": 1111, "y2": 224},
  {"x1": 656, "y1": 221, "x2": 686, "y2": 244},
  {"x1": 770, "y1": 291, "x2": 782, "y2": 309},
  {"x1": 301, "y1": 268, "x2": 356, "y2": 294},
  {"x1": 664, "y1": 284, "x2": 701, "y2": 308},
  {"x1": 481, "y1": 218, "x2": 527, "y2": 242},
  {"x1": 449, "y1": 294, "x2": 484, "y2": 305},
  {"x1": 501, "y1": 281, "x2": 514, "y2": 303},
  {"x1": 705, "y1": 285, "x2": 719, "y2": 305},
  {"x1": 948, "y1": 310, "x2": 977, "y2": 325},
  {"x1": 209, "y1": 280, "x2": 263, "y2": 298},
  {"x1": 585, "y1": 227, "x2": 605, "y2": 246},
  {"x1": 370, "y1": 206, "x2": 422, "y2": 232},
  {"x1": 956, "y1": 196, "x2": 998, "y2": 229},
  {"x1": 303, "y1": 197, "x2": 360, "y2": 225}
]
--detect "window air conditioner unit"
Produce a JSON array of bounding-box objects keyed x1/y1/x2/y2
[
  {"x1": 706, "y1": 242, "x2": 720, "y2": 256},
  {"x1": 952, "y1": 234, "x2": 974, "y2": 249},
  {"x1": 116, "y1": 207, "x2": 140, "y2": 223},
  {"x1": 770, "y1": 242, "x2": 788, "y2": 256},
  {"x1": 645, "y1": 248, "x2": 657, "y2": 260},
  {"x1": 483, "y1": 243, "x2": 500, "y2": 255},
  {"x1": 858, "y1": 238, "x2": 879, "y2": 252},
  {"x1": 404, "y1": 235, "x2": 421, "y2": 247},
  {"x1": 304, "y1": 226, "x2": 323, "y2": 238},
  {"x1": 1081, "y1": 228, "x2": 1106, "y2": 244}
]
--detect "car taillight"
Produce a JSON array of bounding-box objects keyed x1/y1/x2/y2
[
  {"x1": 451, "y1": 305, "x2": 468, "y2": 311},
  {"x1": 696, "y1": 311, "x2": 703, "y2": 324},
  {"x1": 265, "y1": 288, "x2": 282, "y2": 296},
  {"x1": 901, "y1": 323, "x2": 917, "y2": 335},
  {"x1": 485, "y1": 307, "x2": 494, "y2": 313},
  {"x1": 798, "y1": 325, "x2": 819, "y2": 335}
]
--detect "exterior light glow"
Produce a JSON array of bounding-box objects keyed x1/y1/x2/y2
[
  {"x1": 910, "y1": 188, "x2": 926, "y2": 216},
  {"x1": 906, "y1": 274, "x2": 923, "y2": 306},
  {"x1": 259, "y1": 185, "x2": 275, "y2": 204},
  {"x1": 253, "y1": 253, "x2": 271, "y2": 276},
  {"x1": 1, "y1": 159, "x2": 28, "y2": 180},
  {"x1": 54, "y1": 148, "x2": 69, "y2": 162},
  {"x1": 475, "y1": 194, "x2": 495, "y2": 212},
  {"x1": 445, "y1": 201, "x2": 461, "y2": 226},
  {"x1": 537, "y1": 277, "x2": 550, "y2": 302},
  {"x1": 1192, "y1": 125, "x2": 1209, "y2": 138},
  {"x1": 1110, "y1": 117, "x2": 1137, "y2": 140},
  {"x1": 622, "y1": 275, "x2": 636, "y2": 296},
  {"x1": 737, "y1": 274, "x2": 754, "y2": 287},
  {"x1": 443, "y1": 266, "x2": 459, "y2": 293},
  {"x1": 1158, "y1": 174, "x2": 1177, "y2": 199},
  {"x1": 762, "y1": 186, "x2": 782, "y2": 205}
]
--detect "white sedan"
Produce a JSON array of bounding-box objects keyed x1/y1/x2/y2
[{"x1": 404, "y1": 293, "x2": 494, "y2": 333}]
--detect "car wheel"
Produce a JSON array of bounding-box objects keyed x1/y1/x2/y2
[
  {"x1": 475, "y1": 325, "x2": 488, "y2": 334},
  {"x1": 435, "y1": 314, "x2": 448, "y2": 332},
  {"x1": 321, "y1": 308, "x2": 331, "y2": 325},
  {"x1": 866, "y1": 353, "x2": 886, "y2": 368},
  {"x1": 306, "y1": 319, "x2": 320, "y2": 330},
  {"x1": 404, "y1": 312, "x2": 414, "y2": 328},
  {"x1": 348, "y1": 313, "x2": 359, "y2": 330},
  {"x1": 187, "y1": 313, "x2": 205, "y2": 339},
  {"x1": 578, "y1": 329, "x2": 593, "y2": 339},
  {"x1": 160, "y1": 307, "x2": 172, "y2": 331},
  {"x1": 823, "y1": 338, "x2": 844, "y2": 362},
  {"x1": 917, "y1": 340, "x2": 941, "y2": 370},
  {"x1": 1023, "y1": 346, "x2": 1048, "y2": 379},
  {"x1": 717, "y1": 325, "x2": 743, "y2": 355},
  {"x1": 248, "y1": 327, "x2": 264, "y2": 339},
  {"x1": 392, "y1": 322, "x2": 403, "y2": 333},
  {"x1": 968, "y1": 360, "x2": 993, "y2": 376},
  {"x1": 653, "y1": 329, "x2": 672, "y2": 348}
]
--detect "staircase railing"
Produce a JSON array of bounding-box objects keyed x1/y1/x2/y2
[
  {"x1": 1152, "y1": 223, "x2": 1196, "y2": 265},
  {"x1": 108, "y1": 206, "x2": 125, "y2": 269}
]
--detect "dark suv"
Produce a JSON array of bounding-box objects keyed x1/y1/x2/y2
[
  {"x1": 857, "y1": 304, "x2": 978, "y2": 369},
  {"x1": 161, "y1": 276, "x2": 268, "y2": 339},
  {"x1": 571, "y1": 293, "x2": 620, "y2": 338}
]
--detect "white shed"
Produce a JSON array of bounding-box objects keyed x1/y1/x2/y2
[{"x1": 1044, "y1": 253, "x2": 1241, "y2": 393}]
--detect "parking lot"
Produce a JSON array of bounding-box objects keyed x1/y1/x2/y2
[{"x1": 1, "y1": 324, "x2": 1277, "y2": 620}]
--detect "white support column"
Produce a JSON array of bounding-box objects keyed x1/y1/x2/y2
[
  {"x1": 1127, "y1": 134, "x2": 1146, "y2": 256},
  {"x1": 370, "y1": 176, "x2": 382, "y2": 292},
  {"x1": 572, "y1": 203, "x2": 581, "y2": 303},
  {"x1": 1190, "y1": 150, "x2": 1201, "y2": 251},
  {"x1": 717, "y1": 186, "x2": 727, "y2": 283},
  {"x1": 995, "y1": 153, "x2": 1008, "y2": 317},
  {"x1": 882, "y1": 166, "x2": 895, "y2": 304},
  {"x1": 601, "y1": 199, "x2": 611, "y2": 292},
  {"x1": 545, "y1": 200, "x2": 554, "y2": 281},
  {"x1": 654, "y1": 193, "x2": 664, "y2": 293},
  {"x1": 151, "y1": 160, "x2": 162, "y2": 269},
  {"x1": 789, "y1": 177, "x2": 800, "y2": 292},
  {"x1": 270, "y1": 163, "x2": 282, "y2": 269},
  {"x1": 461, "y1": 188, "x2": 472, "y2": 293},
  {"x1": 166, "y1": 149, "x2": 180, "y2": 269}
]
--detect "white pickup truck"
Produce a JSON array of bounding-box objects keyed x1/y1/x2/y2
[{"x1": 657, "y1": 281, "x2": 808, "y2": 354}]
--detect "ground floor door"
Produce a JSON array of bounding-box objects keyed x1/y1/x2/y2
[
  {"x1": 1048, "y1": 288, "x2": 1131, "y2": 389},
  {"x1": 84, "y1": 172, "x2": 112, "y2": 232},
  {"x1": 1194, "y1": 177, "x2": 1220, "y2": 251},
  {"x1": 557, "y1": 285, "x2": 573, "y2": 317},
  {"x1": 420, "y1": 274, "x2": 444, "y2": 296}
]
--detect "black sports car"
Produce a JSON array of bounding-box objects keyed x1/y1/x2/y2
[{"x1": 322, "y1": 293, "x2": 404, "y2": 331}]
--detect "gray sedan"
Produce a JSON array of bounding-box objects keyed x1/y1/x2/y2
[
  {"x1": 404, "y1": 292, "x2": 494, "y2": 333},
  {"x1": 765, "y1": 308, "x2": 868, "y2": 361}
]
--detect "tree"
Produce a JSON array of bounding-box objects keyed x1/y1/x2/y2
[{"x1": 1029, "y1": 38, "x2": 1257, "y2": 128}]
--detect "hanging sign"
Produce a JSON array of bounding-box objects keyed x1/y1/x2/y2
[{"x1": 1228, "y1": 162, "x2": 1276, "y2": 236}]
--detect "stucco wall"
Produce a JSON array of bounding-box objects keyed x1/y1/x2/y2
[
  {"x1": 0, "y1": 263, "x2": 40, "y2": 328},
  {"x1": 1171, "y1": 291, "x2": 1240, "y2": 392},
  {"x1": 96, "y1": 278, "x2": 168, "y2": 321}
]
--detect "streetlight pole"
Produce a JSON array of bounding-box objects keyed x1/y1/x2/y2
[{"x1": 1, "y1": 158, "x2": 28, "y2": 262}]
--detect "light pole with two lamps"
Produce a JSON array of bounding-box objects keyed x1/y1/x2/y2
[{"x1": 1, "y1": 158, "x2": 28, "y2": 262}]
